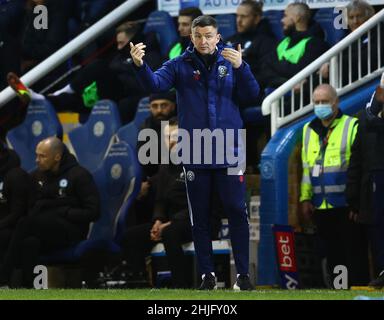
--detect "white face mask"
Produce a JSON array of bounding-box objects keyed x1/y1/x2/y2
[{"x1": 314, "y1": 104, "x2": 333, "y2": 120}]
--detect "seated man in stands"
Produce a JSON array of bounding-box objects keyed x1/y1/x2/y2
[
  {"x1": 226, "y1": 0, "x2": 276, "y2": 94},
  {"x1": 121, "y1": 118, "x2": 221, "y2": 288},
  {"x1": 0, "y1": 137, "x2": 100, "y2": 288},
  {"x1": 128, "y1": 91, "x2": 176, "y2": 226},
  {"x1": 168, "y1": 7, "x2": 203, "y2": 59},
  {"x1": 320, "y1": 0, "x2": 376, "y2": 84},
  {"x1": 7, "y1": 22, "x2": 163, "y2": 124},
  {"x1": 0, "y1": 144, "x2": 30, "y2": 263},
  {"x1": 259, "y1": 2, "x2": 328, "y2": 89}
]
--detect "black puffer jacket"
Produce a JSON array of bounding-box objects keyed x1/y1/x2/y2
[
  {"x1": 346, "y1": 95, "x2": 384, "y2": 224},
  {"x1": 226, "y1": 19, "x2": 277, "y2": 89},
  {"x1": 29, "y1": 148, "x2": 100, "y2": 236},
  {"x1": 0, "y1": 147, "x2": 30, "y2": 229}
]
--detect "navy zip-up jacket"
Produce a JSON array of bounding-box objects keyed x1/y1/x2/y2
[{"x1": 135, "y1": 42, "x2": 260, "y2": 169}]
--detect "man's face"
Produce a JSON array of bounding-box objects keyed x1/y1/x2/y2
[
  {"x1": 178, "y1": 16, "x2": 193, "y2": 37},
  {"x1": 281, "y1": 6, "x2": 297, "y2": 34},
  {"x1": 348, "y1": 8, "x2": 368, "y2": 32},
  {"x1": 313, "y1": 88, "x2": 338, "y2": 115},
  {"x1": 35, "y1": 142, "x2": 60, "y2": 172},
  {"x1": 116, "y1": 32, "x2": 130, "y2": 50},
  {"x1": 164, "y1": 124, "x2": 178, "y2": 152},
  {"x1": 191, "y1": 26, "x2": 220, "y2": 55},
  {"x1": 150, "y1": 99, "x2": 175, "y2": 121},
  {"x1": 236, "y1": 5, "x2": 260, "y2": 33}
]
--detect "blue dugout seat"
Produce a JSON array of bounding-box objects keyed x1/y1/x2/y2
[
  {"x1": 216, "y1": 14, "x2": 237, "y2": 41},
  {"x1": 6, "y1": 99, "x2": 63, "y2": 172},
  {"x1": 133, "y1": 96, "x2": 150, "y2": 128},
  {"x1": 313, "y1": 8, "x2": 347, "y2": 46},
  {"x1": 67, "y1": 100, "x2": 121, "y2": 173},
  {"x1": 143, "y1": 10, "x2": 178, "y2": 57},
  {"x1": 263, "y1": 10, "x2": 284, "y2": 41},
  {"x1": 40, "y1": 141, "x2": 141, "y2": 264}
]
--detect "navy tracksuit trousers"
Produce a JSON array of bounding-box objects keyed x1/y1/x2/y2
[{"x1": 183, "y1": 168, "x2": 249, "y2": 276}]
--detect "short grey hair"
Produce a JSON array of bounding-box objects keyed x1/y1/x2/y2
[{"x1": 346, "y1": 0, "x2": 375, "y2": 20}]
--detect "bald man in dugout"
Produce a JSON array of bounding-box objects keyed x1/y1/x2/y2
[{"x1": 0, "y1": 137, "x2": 100, "y2": 288}]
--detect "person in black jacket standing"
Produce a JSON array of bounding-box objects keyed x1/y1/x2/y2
[
  {"x1": 0, "y1": 144, "x2": 30, "y2": 262},
  {"x1": 346, "y1": 79, "x2": 384, "y2": 288},
  {"x1": 0, "y1": 137, "x2": 100, "y2": 287}
]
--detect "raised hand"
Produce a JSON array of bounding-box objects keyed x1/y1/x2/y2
[
  {"x1": 130, "y1": 42, "x2": 146, "y2": 67},
  {"x1": 221, "y1": 44, "x2": 242, "y2": 69}
]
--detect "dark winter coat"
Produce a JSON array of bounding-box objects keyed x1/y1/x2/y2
[
  {"x1": 0, "y1": 147, "x2": 30, "y2": 229},
  {"x1": 29, "y1": 148, "x2": 100, "y2": 236}
]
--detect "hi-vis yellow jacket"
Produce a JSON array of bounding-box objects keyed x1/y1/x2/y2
[{"x1": 300, "y1": 114, "x2": 358, "y2": 209}]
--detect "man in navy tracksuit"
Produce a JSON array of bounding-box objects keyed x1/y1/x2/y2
[{"x1": 130, "y1": 15, "x2": 260, "y2": 290}]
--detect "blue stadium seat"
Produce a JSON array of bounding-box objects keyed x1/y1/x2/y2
[
  {"x1": 6, "y1": 99, "x2": 63, "y2": 172},
  {"x1": 216, "y1": 14, "x2": 237, "y2": 41},
  {"x1": 143, "y1": 10, "x2": 178, "y2": 57},
  {"x1": 313, "y1": 8, "x2": 347, "y2": 46},
  {"x1": 68, "y1": 100, "x2": 121, "y2": 173},
  {"x1": 40, "y1": 141, "x2": 141, "y2": 263},
  {"x1": 115, "y1": 122, "x2": 139, "y2": 151},
  {"x1": 133, "y1": 96, "x2": 150, "y2": 128},
  {"x1": 263, "y1": 10, "x2": 284, "y2": 41}
]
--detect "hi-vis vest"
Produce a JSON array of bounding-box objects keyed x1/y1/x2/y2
[
  {"x1": 169, "y1": 42, "x2": 183, "y2": 60},
  {"x1": 277, "y1": 37, "x2": 312, "y2": 64},
  {"x1": 300, "y1": 115, "x2": 358, "y2": 209}
]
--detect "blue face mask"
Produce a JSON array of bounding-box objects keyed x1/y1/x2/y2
[{"x1": 314, "y1": 104, "x2": 333, "y2": 120}]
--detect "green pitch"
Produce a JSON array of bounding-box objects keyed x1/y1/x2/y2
[{"x1": 0, "y1": 289, "x2": 383, "y2": 300}]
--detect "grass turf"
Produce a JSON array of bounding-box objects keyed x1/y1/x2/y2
[{"x1": 0, "y1": 288, "x2": 383, "y2": 300}]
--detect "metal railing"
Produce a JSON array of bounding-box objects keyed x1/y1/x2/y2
[
  {"x1": 261, "y1": 9, "x2": 384, "y2": 136},
  {"x1": 0, "y1": 0, "x2": 148, "y2": 109}
]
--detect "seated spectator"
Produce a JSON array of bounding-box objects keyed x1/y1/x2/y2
[
  {"x1": 0, "y1": 137, "x2": 100, "y2": 288},
  {"x1": 128, "y1": 91, "x2": 176, "y2": 226},
  {"x1": 121, "y1": 118, "x2": 221, "y2": 288},
  {"x1": 0, "y1": 144, "x2": 30, "y2": 263},
  {"x1": 259, "y1": 2, "x2": 328, "y2": 89},
  {"x1": 7, "y1": 22, "x2": 164, "y2": 124},
  {"x1": 320, "y1": 0, "x2": 377, "y2": 84},
  {"x1": 168, "y1": 7, "x2": 203, "y2": 60},
  {"x1": 226, "y1": 0, "x2": 276, "y2": 94}
]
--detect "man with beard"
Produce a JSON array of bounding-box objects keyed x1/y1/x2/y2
[
  {"x1": 226, "y1": 0, "x2": 276, "y2": 94},
  {"x1": 7, "y1": 22, "x2": 163, "y2": 124},
  {"x1": 168, "y1": 7, "x2": 203, "y2": 60},
  {"x1": 259, "y1": 2, "x2": 328, "y2": 89},
  {"x1": 128, "y1": 91, "x2": 176, "y2": 226}
]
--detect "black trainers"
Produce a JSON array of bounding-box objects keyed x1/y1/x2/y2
[
  {"x1": 368, "y1": 270, "x2": 384, "y2": 288},
  {"x1": 198, "y1": 273, "x2": 217, "y2": 290},
  {"x1": 233, "y1": 274, "x2": 254, "y2": 291}
]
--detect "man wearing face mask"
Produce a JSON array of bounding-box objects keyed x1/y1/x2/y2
[
  {"x1": 259, "y1": 2, "x2": 328, "y2": 89},
  {"x1": 300, "y1": 84, "x2": 369, "y2": 288}
]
